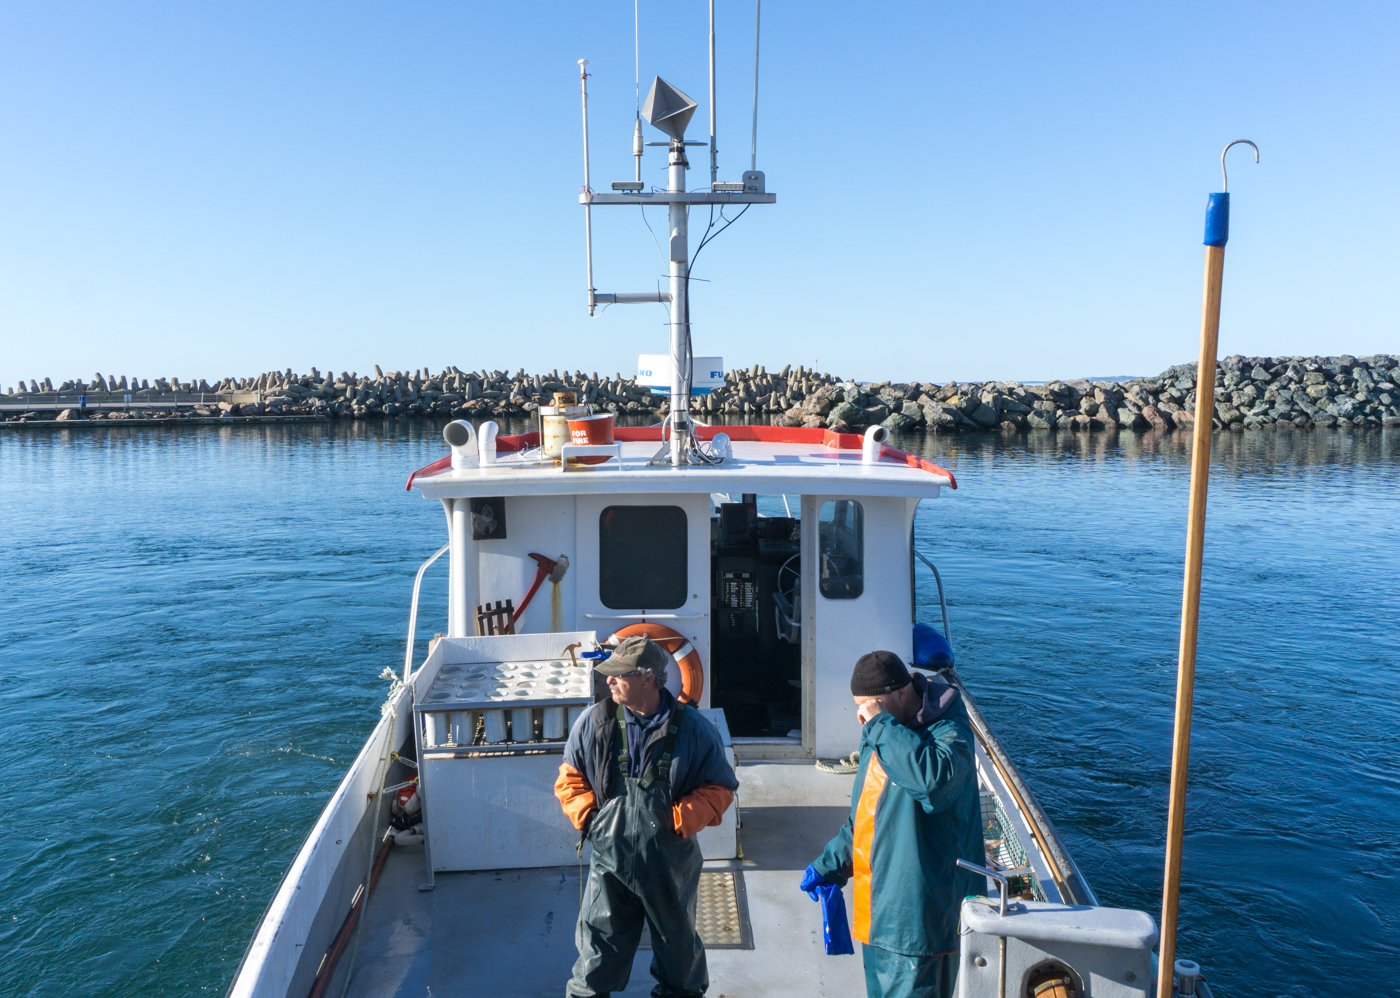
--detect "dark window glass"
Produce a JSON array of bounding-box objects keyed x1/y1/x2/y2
[
  {"x1": 599, "y1": 506, "x2": 688, "y2": 609},
  {"x1": 818, "y1": 500, "x2": 864, "y2": 599}
]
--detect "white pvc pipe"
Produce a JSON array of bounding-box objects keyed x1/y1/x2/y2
[
  {"x1": 483, "y1": 710, "x2": 507, "y2": 744},
  {"x1": 425, "y1": 712, "x2": 448, "y2": 748},
  {"x1": 477, "y1": 420, "x2": 499, "y2": 466},
  {"x1": 862, "y1": 424, "x2": 888, "y2": 464},
  {"x1": 444, "y1": 420, "x2": 478, "y2": 471},
  {"x1": 451, "y1": 710, "x2": 475, "y2": 745}
]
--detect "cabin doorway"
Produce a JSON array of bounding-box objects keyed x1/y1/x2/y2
[{"x1": 708, "y1": 494, "x2": 804, "y2": 744}]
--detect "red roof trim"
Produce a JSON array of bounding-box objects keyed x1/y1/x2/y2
[
  {"x1": 405, "y1": 423, "x2": 955, "y2": 489},
  {"x1": 405, "y1": 455, "x2": 452, "y2": 491},
  {"x1": 496, "y1": 430, "x2": 540, "y2": 452},
  {"x1": 879, "y1": 443, "x2": 958, "y2": 489}
]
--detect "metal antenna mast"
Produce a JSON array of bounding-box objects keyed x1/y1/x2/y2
[
  {"x1": 709, "y1": 0, "x2": 718, "y2": 187},
  {"x1": 577, "y1": 31, "x2": 775, "y2": 464},
  {"x1": 633, "y1": 0, "x2": 643, "y2": 183},
  {"x1": 751, "y1": 0, "x2": 760, "y2": 171},
  {"x1": 579, "y1": 60, "x2": 595, "y2": 315}
]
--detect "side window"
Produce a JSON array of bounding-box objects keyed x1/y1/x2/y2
[
  {"x1": 818, "y1": 500, "x2": 864, "y2": 600},
  {"x1": 599, "y1": 506, "x2": 688, "y2": 609}
]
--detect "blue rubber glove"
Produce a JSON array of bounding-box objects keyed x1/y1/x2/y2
[
  {"x1": 799, "y1": 864, "x2": 830, "y2": 895},
  {"x1": 800, "y1": 864, "x2": 855, "y2": 955}
]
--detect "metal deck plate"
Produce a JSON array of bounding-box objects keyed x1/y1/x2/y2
[{"x1": 639, "y1": 871, "x2": 753, "y2": 950}]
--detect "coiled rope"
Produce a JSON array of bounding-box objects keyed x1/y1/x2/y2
[{"x1": 815, "y1": 751, "x2": 860, "y2": 775}]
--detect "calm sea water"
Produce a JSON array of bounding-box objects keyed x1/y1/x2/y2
[{"x1": 1, "y1": 421, "x2": 1396, "y2": 997}]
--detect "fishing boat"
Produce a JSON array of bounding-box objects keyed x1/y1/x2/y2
[{"x1": 228, "y1": 14, "x2": 1217, "y2": 998}]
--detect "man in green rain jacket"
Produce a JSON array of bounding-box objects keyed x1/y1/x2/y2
[{"x1": 807, "y1": 651, "x2": 985, "y2": 998}]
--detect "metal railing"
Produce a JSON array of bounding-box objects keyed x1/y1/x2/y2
[
  {"x1": 914, "y1": 549, "x2": 951, "y2": 640},
  {"x1": 404, "y1": 545, "x2": 450, "y2": 681}
]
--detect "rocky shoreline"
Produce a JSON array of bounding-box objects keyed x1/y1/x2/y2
[{"x1": 4, "y1": 354, "x2": 1397, "y2": 430}]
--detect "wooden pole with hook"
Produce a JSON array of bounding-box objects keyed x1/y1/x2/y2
[{"x1": 1158, "y1": 139, "x2": 1257, "y2": 991}]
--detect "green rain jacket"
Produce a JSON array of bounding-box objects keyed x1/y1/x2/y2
[{"x1": 812, "y1": 672, "x2": 985, "y2": 957}]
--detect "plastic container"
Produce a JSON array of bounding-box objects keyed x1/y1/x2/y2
[{"x1": 540, "y1": 398, "x2": 591, "y2": 459}]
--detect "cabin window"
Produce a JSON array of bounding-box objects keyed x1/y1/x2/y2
[
  {"x1": 599, "y1": 505, "x2": 688, "y2": 609},
  {"x1": 818, "y1": 500, "x2": 864, "y2": 600}
]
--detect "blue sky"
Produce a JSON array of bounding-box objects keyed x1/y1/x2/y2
[{"x1": 1, "y1": 1, "x2": 1395, "y2": 388}]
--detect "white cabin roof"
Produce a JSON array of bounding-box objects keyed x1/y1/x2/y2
[{"x1": 406, "y1": 426, "x2": 957, "y2": 500}]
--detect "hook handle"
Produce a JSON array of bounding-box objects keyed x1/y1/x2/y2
[{"x1": 1221, "y1": 139, "x2": 1260, "y2": 192}]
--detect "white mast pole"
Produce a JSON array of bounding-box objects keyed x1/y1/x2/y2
[
  {"x1": 668, "y1": 138, "x2": 690, "y2": 463},
  {"x1": 751, "y1": 0, "x2": 761, "y2": 171},
  {"x1": 579, "y1": 59, "x2": 596, "y2": 316},
  {"x1": 709, "y1": 0, "x2": 718, "y2": 187},
  {"x1": 634, "y1": 2, "x2": 643, "y2": 183}
]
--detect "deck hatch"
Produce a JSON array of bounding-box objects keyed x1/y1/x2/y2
[{"x1": 639, "y1": 871, "x2": 753, "y2": 950}]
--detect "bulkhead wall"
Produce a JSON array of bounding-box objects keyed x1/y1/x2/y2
[{"x1": 463, "y1": 492, "x2": 712, "y2": 707}]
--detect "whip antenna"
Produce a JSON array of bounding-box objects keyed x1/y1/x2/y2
[
  {"x1": 633, "y1": 0, "x2": 643, "y2": 182},
  {"x1": 750, "y1": 0, "x2": 760, "y2": 171}
]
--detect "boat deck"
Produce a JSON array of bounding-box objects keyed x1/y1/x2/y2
[{"x1": 331, "y1": 761, "x2": 866, "y2": 998}]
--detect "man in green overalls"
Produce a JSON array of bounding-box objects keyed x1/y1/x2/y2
[
  {"x1": 807, "y1": 651, "x2": 985, "y2": 998},
  {"x1": 555, "y1": 636, "x2": 739, "y2": 998}
]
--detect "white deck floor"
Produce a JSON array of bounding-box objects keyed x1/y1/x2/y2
[{"x1": 332, "y1": 761, "x2": 869, "y2": 998}]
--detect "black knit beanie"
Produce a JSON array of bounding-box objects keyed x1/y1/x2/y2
[{"x1": 850, "y1": 651, "x2": 912, "y2": 697}]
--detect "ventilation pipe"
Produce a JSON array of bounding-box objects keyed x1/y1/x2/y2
[
  {"x1": 862, "y1": 424, "x2": 888, "y2": 464},
  {"x1": 444, "y1": 420, "x2": 478, "y2": 470},
  {"x1": 477, "y1": 421, "x2": 499, "y2": 466}
]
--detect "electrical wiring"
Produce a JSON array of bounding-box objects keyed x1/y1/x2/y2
[
  {"x1": 639, "y1": 206, "x2": 667, "y2": 264},
  {"x1": 675, "y1": 202, "x2": 752, "y2": 463}
]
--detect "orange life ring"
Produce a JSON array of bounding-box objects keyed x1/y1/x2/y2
[{"x1": 604, "y1": 623, "x2": 704, "y2": 705}]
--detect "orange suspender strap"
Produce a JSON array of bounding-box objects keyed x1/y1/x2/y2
[{"x1": 851, "y1": 754, "x2": 888, "y2": 945}]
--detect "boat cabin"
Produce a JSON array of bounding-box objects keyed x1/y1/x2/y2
[{"x1": 406, "y1": 422, "x2": 955, "y2": 764}]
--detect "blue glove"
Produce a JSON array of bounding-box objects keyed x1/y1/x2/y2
[
  {"x1": 799, "y1": 864, "x2": 830, "y2": 895},
  {"x1": 800, "y1": 864, "x2": 855, "y2": 955}
]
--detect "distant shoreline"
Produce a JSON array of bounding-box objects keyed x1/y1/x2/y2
[{"x1": 4, "y1": 353, "x2": 1396, "y2": 431}]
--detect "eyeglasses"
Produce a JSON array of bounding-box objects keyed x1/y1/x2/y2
[{"x1": 608, "y1": 669, "x2": 645, "y2": 679}]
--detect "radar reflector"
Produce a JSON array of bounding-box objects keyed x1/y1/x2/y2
[{"x1": 641, "y1": 76, "x2": 698, "y2": 141}]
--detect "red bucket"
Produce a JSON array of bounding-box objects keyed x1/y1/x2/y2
[{"x1": 566, "y1": 413, "x2": 615, "y2": 464}]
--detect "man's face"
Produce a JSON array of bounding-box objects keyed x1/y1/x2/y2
[
  {"x1": 853, "y1": 682, "x2": 920, "y2": 726},
  {"x1": 607, "y1": 670, "x2": 655, "y2": 708}
]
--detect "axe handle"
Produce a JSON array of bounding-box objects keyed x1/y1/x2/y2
[{"x1": 515, "y1": 565, "x2": 550, "y2": 620}]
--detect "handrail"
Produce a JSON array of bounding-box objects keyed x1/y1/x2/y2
[
  {"x1": 957, "y1": 859, "x2": 1010, "y2": 916},
  {"x1": 582, "y1": 612, "x2": 705, "y2": 620},
  {"x1": 913, "y1": 549, "x2": 951, "y2": 640},
  {"x1": 404, "y1": 544, "x2": 450, "y2": 681},
  {"x1": 944, "y1": 667, "x2": 1098, "y2": 907}
]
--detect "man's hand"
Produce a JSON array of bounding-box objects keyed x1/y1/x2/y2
[
  {"x1": 856, "y1": 698, "x2": 887, "y2": 725},
  {"x1": 800, "y1": 863, "x2": 833, "y2": 896}
]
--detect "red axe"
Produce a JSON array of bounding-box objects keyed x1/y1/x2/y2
[{"x1": 515, "y1": 553, "x2": 570, "y2": 623}]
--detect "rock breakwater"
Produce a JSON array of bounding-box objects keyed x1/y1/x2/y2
[{"x1": 4, "y1": 355, "x2": 1396, "y2": 430}]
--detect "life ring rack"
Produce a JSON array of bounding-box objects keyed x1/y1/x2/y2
[{"x1": 603, "y1": 623, "x2": 704, "y2": 705}]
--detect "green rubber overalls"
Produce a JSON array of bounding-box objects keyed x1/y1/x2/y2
[{"x1": 568, "y1": 702, "x2": 707, "y2": 998}]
